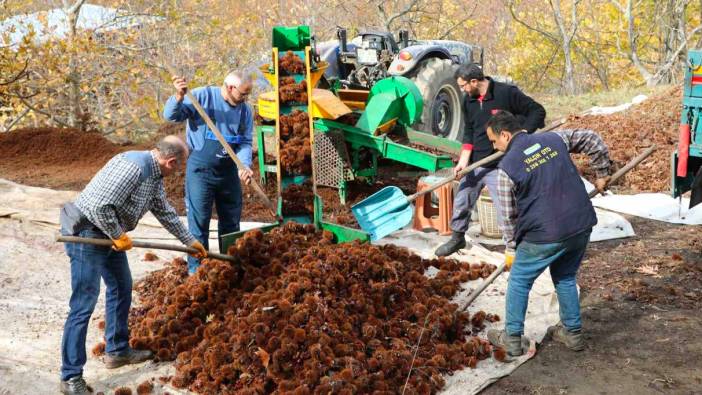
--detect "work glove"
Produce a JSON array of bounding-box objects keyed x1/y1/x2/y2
[
  {"x1": 112, "y1": 233, "x2": 133, "y2": 251},
  {"x1": 189, "y1": 240, "x2": 207, "y2": 259},
  {"x1": 504, "y1": 250, "x2": 515, "y2": 271}
]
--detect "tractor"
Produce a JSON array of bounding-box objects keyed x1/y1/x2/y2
[{"x1": 316, "y1": 28, "x2": 484, "y2": 142}]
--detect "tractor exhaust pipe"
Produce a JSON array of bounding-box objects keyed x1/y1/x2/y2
[
  {"x1": 338, "y1": 28, "x2": 348, "y2": 53},
  {"x1": 399, "y1": 30, "x2": 409, "y2": 49}
]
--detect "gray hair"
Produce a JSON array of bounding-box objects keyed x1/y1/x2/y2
[
  {"x1": 224, "y1": 70, "x2": 252, "y2": 88},
  {"x1": 156, "y1": 135, "x2": 188, "y2": 161}
]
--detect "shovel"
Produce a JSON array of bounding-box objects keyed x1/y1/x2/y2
[
  {"x1": 56, "y1": 235, "x2": 237, "y2": 263},
  {"x1": 352, "y1": 152, "x2": 503, "y2": 241},
  {"x1": 351, "y1": 118, "x2": 591, "y2": 240},
  {"x1": 353, "y1": 140, "x2": 657, "y2": 241}
]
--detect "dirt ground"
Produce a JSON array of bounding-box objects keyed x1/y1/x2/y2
[{"x1": 484, "y1": 216, "x2": 702, "y2": 394}]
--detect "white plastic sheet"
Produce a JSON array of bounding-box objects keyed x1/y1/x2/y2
[{"x1": 591, "y1": 193, "x2": 702, "y2": 225}]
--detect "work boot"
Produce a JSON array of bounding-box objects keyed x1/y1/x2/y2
[
  {"x1": 104, "y1": 348, "x2": 154, "y2": 369},
  {"x1": 547, "y1": 322, "x2": 585, "y2": 351},
  {"x1": 60, "y1": 375, "x2": 91, "y2": 394},
  {"x1": 435, "y1": 232, "x2": 467, "y2": 257},
  {"x1": 487, "y1": 329, "x2": 529, "y2": 357}
]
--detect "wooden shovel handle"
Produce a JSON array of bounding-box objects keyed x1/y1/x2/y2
[
  {"x1": 56, "y1": 235, "x2": 237, "y2": 263},
  {"x1": 164, "y1": 65, "x2": 279, "y2": 221},
  {"x1": 406, "y1": 151, "x2": 503, "y2": 203},
  {"x1": 405, "y1": 120, "x2": 579, "y2": 203},
  {"x1": 588, "y1": 144, "x2": 657, "y2": 198}
]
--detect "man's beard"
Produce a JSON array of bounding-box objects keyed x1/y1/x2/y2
[{"x1": 469, "y1": 86, "x2": 481, "y2": 98}]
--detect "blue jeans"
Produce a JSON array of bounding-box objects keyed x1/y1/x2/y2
[
  {"x1": 60, "y1": 229, "x2": 132, "y2": 381},
  {"x1": 185, "y1": 164, "x2": 242, "y2": 274},
  {"x1": 505, "y1": 230, "x2": 591, "y2": 336},
  {"x1": 450, "y1": 166, "x2": 504, "y2": 233}
]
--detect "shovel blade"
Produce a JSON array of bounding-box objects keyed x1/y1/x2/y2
[{"x1": 351, "y1": 186, "x2": 413, "y2": 241}]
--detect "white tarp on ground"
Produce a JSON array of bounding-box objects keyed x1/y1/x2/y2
[
  {"x1": 467, "y1": 207, "x2": 634, "y2": 246},
  {"x1": 591, "y1": 193, "x2": 702, "y2": 225},
  {"x1": 1, "y1": 178, "x2": 562, "y2": 394},
  {"x1": 582, "y1": 94, "x2": 648, "y2": 116},
  {"x1": 581, "y1": 177, "x2": 702, "y2": 225},
  {"x1": 590, "y1": 208, "x2": 636, "y2": 241}
]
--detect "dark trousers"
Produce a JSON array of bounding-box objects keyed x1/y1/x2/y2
[
  {"x1": 185, "y1": 165, "x2": 242, "y2": 274},
  {"x1": 60, "y1": 229, "x2": 132, "y2": 381},
  {"x1": 450, "y1": 166, "x2": 504, "y2": 233}
]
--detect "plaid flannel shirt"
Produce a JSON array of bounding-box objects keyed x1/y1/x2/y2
[
  {"x1": 497, "y1": 129, "x2": 612, "y2": 251},
  {"x1": 75, "y1": 151, "x2": 195, "y2": 245}
]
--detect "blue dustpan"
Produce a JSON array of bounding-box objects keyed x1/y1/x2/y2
[
  {"x1": 351, "y1": 186, "x2": 414, "y2": 241},
  {"x1": 352, "y1": 156, "x2": 501, "y2": 241}
]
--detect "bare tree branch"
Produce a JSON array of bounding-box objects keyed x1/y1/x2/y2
[
  {"x1": 651, "y1": 22, "x2": 702, "y2": 82},
  {"x1": 506, "y1": 0, "x2": 560, "y2": 44},
  {"x1": 17, "y1": 95, "x2": 71, "y2": 128},
  {"x1": 0, "y1": 59, "x2": 29, "y2": 86},
  {"x1": 438, "y1": 3, "x2": 479, "y2": 40},
  {"x1": 1, "y1": 107, "x2": 30, "y2": 133},
  {"x1": 102, "y1": 112, "x2": 150, "y2": 136},
  {"x1": 62, "y1": 0, "x2": 87, "y2": 15},
  {"x1": 378, "y1": 0, "x2": 422, "y2": 31}
]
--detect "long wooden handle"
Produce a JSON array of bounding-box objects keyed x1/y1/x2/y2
[
  {"x1": 459, "y1": 263, "x2": 506, "y2": 312},
  {"x1": 406, "y1": 151, "x2": 503, "y2": 202},
  {"x1": 164, "y1": 65, "x2": 279, "y2": 220},
  {"x1": 588, "y1": 144, "x2": 657, "y2": 198},
  {"x1": 459, "y1": 144, "x2": 657, "y2": 312},
  {"x1": 56, "y1": 235, "x2": 237, "y2": 263},
  {"x1": 405, "y1": 119, "x2": 579, "y2": 203}
]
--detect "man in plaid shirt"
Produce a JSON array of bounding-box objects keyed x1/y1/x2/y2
[
  {"x1": 481, "y1": 111, "x2": 611, "y2": 358},
  {"x1": 58, "y1": 136, "x2": 206, "y2": 395}
]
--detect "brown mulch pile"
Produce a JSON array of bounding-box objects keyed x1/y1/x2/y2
[
  {"x1": 564, "y1": 86, "x2": 681, "y2": 192},
  {"x1": 129, "y1": 223, "x2": 500, "y2": 394},
  {"x1": 0, "y1": 123, "x2": 279, "y2": 221},
  {"x1": 0, "y1": 127, "x2": 123, "y2": 190}
]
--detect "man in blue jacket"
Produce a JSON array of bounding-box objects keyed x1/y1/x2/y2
[
  {"x1": 435, "y1": 64, "x2": 546, "y2": 257},
  {"x1": 163, "y1": 71, "x2": 254, "y2": 274},
  {"x1": 483, "y1": 111, "x2": 611, "y2": 357}
]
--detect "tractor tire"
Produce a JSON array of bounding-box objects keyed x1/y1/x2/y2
[{"x1": 411, "y1": 58, "x2": 464, "y2": 141}]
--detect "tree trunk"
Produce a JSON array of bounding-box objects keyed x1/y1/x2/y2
[
  {"x1": 615, "y1": 0, "x2": 697, "y2": 86},
  {"x1": 550, "y1": 0, "x2": 579, "y2": 95},
  {"x1": 63, "y1": 0, "x2": 86, "y2": 131}
]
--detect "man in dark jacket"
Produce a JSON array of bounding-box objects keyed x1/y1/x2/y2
[
  {"x1": 435, "y1": 64, "x2": 546, "y2": 257},
  {"x1": 483, "y1": 111, "x2": 611, "y2": 357}
]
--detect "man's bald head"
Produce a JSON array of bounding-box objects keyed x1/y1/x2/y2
[{"x1": 156, "y1": 135, "x2": 189, "y2": 162}]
